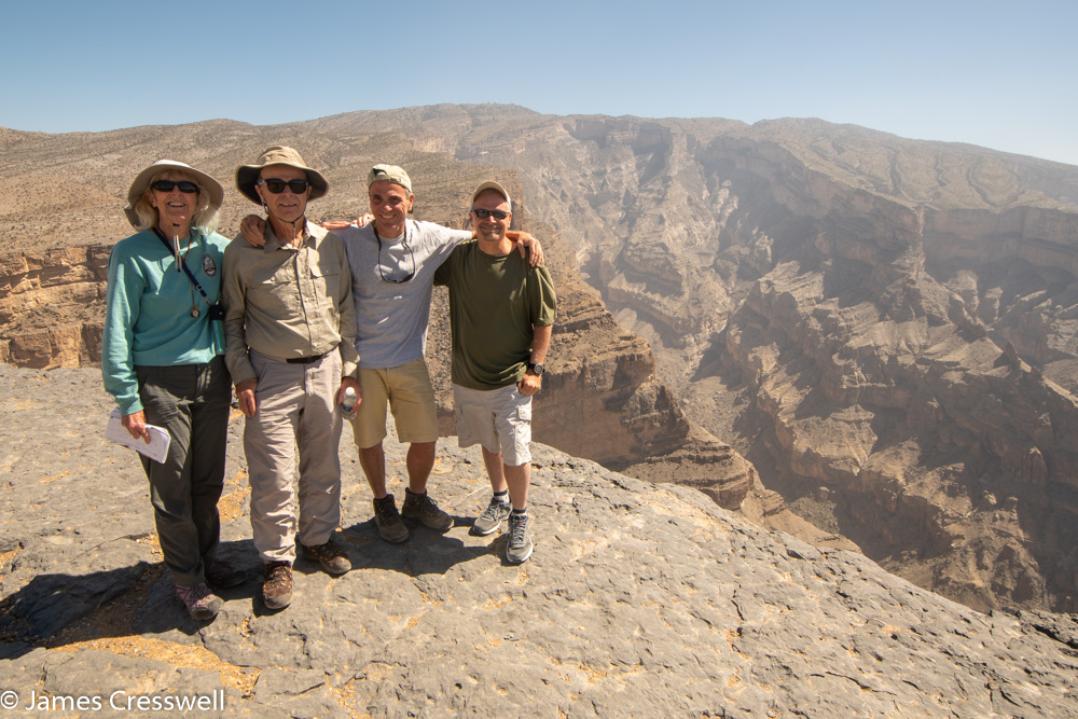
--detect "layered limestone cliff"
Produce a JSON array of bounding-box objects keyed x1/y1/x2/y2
[
  {"x1": 699, "y1": 141, "x2": 1078, "y2": 612},
  {"x1": 0, "y1": 246, "x2": 109, "y2": 367}
]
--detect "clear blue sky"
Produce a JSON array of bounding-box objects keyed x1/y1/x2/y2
[{"x1": 4, "y1": 1, "x2": 1076, "y2": 165}]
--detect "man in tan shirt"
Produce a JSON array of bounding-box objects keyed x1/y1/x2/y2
[{"x1": 222, "y1": 146, "x2": 359, "y2": 610}]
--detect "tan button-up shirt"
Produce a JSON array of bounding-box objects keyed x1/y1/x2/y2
[{"x1": 222, "y1": 221, "x2": 358, "y2": 385}]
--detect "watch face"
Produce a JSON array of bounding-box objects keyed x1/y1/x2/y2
[{"x1": 529, "y1": 363, "x2": 544, "y2": 375}]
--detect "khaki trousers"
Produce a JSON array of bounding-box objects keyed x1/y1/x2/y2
[{"x1": 245, "y1": 349, "x2": 343, "y2": 564}]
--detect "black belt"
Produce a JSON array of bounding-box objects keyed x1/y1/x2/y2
[{"x1": 285, "y1": 351, "x2": 330, "y2": 365}]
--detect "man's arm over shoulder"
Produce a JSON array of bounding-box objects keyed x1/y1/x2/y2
[
  {"x1": 418, "y1": 220, "x2": 473, "y2": 276},
  {"x1": 417, "y1": 219, "x2": 473, "y2": 249}
]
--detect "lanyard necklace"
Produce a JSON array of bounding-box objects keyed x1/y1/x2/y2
[{"x1": 152, "y1": 227, "x2": 210, "y2": 318}]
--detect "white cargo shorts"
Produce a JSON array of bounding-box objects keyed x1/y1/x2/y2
[{"x1": 452, "y1": 383, "x2": 532, "y2": 466}]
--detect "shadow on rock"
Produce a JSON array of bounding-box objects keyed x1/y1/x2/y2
[
  {"x1": 339, "y1": 519, "x2": 493, "y2": 576},
  {"x1": 0, "y1": 539, "x2": 260, "y2": 659}
]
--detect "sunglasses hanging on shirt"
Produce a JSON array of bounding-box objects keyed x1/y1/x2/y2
[{"x1": 373, "y1": 226, "x2": 416, "y2": 283}]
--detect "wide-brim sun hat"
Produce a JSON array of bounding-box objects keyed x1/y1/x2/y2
[
  {"x1": 236, "y1": 145, "x2": 329, "y2": 204},
  {"x1": 124, "y1": 159, "x2": 224, "y2": 227}
]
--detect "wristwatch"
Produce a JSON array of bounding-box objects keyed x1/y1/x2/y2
[{"x1": 526, "y1": 362, "x2": 545, "y2": 376}]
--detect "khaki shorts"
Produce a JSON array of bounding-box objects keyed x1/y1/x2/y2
[
  {"x1": 453, "y1": 383, "x2": 532, "y2": 466},
  {"x1": 351, "y1": 358, "x2": 438, "y2": 449}
]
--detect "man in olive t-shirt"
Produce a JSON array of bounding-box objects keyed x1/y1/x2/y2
[{"x1": 434, "y1": 181, "x2": 556, "y2": 564}]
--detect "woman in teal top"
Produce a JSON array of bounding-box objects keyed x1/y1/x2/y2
[{"x1": 102, "y1": 159, "x2": 238, "y2": 622}]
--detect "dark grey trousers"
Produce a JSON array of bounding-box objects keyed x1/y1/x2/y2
[{"x1": 136, "y1": 356, "x2": 231, "y2": 587}]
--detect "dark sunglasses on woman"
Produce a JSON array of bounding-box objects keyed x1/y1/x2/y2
[{"x1": 151, "y1": 179, "x2": 200, "y2": 194}]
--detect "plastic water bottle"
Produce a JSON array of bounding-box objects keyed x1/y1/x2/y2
[{"x1": 341, "y1": 386, "x2": 358, "y2": 415}]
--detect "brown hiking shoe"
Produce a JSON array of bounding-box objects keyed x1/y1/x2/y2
[
  {"x1": 262, "y1": 562, "x2": 293, "y2": 610},
  {"x1": 373, "y1": 494, "x2": 409, "y2": 544},
  {"x1": 402, "y1": 489, "x2": 453, "y2": 532},
  {"x1": 302, "y1": 538, "x2": 352, "y2": 576}
]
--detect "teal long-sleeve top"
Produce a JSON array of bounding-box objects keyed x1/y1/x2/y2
[{"x1": 102, "y1": 228, "x2": 231, "y2": 413}]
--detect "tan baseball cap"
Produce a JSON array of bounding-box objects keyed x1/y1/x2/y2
[
  {"x1": 471, "y1": 180, "x2": 512, "y2": 213},
  {"x1": 367, "y1": 164, "x2": 412, "y2": 193}
]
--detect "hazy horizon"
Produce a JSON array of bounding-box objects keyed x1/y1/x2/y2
[{"x1": 4, "y1": 1, "x2": 1076, "y2": 166}]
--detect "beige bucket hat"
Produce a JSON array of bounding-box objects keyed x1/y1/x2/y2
[
  {"x1": 236, "y1": 145, "x2": 329, "y2": 204},
  {"x1": 124, "y1": 159, "x2": 224, "y2": 227}
]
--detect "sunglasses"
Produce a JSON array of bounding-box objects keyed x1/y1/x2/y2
[
  {"x1": 375, "y1": 231, "x2": 416, "y2": 284},
  {"x1": 151, "y1": 179, "x2": 200, "y2": 194},
  {"x1": 259, "y1": 178, "x2": 310, "y2": 194},
  {"x1": 471, "y1": 208, "x2": 509, "y2": 220}
]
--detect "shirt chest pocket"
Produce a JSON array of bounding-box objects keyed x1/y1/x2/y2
[
  {"x1": 250, "y1": 265, "x2": 301, "y2": 315},
  {"x1": 308, "y1": 261, "x2": 341, "y2": 313}
]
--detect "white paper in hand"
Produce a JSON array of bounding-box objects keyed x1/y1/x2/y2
[{"x1": 105, "y1": 409, "x2": 171, "y2": 464}]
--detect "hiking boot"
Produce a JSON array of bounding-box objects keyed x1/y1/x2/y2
[
  {"x1": 470, "y1": 496, "x2": 512, "y2": 536},
  {"x1": 262, "y1": 562, "x2": 293, "y2": 610},
  {"x1": 175, "y1": 582, "x2": 222, "y2": 621},
  {"x1": 204, "y1": 559, "x2": 246, "y2": 589},
  {"x1": 505, "y1": 511, "x2": 534, "y2": 565},
  {"x1": 373, "y1": 494, "x2": 409, "y2": 544},
  {"x1": 402, "y1": 489, "x2": 453, "y2": 532},
  {"x1": 302, "y1": 538, "x2": 352, "y2": 576}
]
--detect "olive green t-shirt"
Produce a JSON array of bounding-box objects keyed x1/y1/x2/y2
[{"x1": 434, "y1": 241, "x2": 556, "y2": 390}]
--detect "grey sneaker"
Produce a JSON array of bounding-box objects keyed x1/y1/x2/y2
[
  {"x1": 373, "y1": 494, "x2": 409, "y2": 543},
  {"x1": 402, "y1": 489, "x2": 453, "y2": 532},
  {"x1": 302, "y1": 538, "x2": 352, "y2": 576},
  {"x1": 470, "y1": 497, "x2": 511, "y2": 536},
  {"x1": 505, "y1": 512, "x2": 534, "y2": 565},
  {"x1": 175, "y1": 582, "x2": 223, "y2": 621}
]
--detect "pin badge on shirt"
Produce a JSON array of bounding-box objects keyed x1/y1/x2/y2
[{"x1": 202, "y1": 255, "x2": 217, "y2": 276}]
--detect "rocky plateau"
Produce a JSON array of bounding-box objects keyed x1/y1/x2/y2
[{"x1": 0, "y1": 366, "x2": 1075, "y2": 718}]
